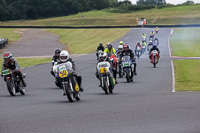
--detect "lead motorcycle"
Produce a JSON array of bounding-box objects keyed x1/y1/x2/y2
[
  {"x1": 121, "y1": 56, "x2": 134, "y2": 82},
  {"x1": 1, "y1": 69, "x2": 26, "y2": 96},
  {"x1": 55, "y1": 62, "x2": 80, "y2": 102},
  {"x1": 97, "y1": 61, "x2": 116, "y2": 94}
]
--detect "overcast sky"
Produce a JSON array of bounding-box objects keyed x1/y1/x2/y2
[{"x1": 119, "y1": 0, "x2": 200, "y2": 5}]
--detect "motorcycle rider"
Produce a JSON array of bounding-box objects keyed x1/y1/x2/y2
[
  {"x1": 1, "y1": 52, "x2": 27, "y2": 87},
  {"x1": 119, "y1": 44, "x2": 137, "y2": 78},
  {"x1": 96, "y1": 43, "x2": 104, "y2": 59},
  {"x1": 116, "y1": 45, "x2": 123, "y2": 57},
  {"x1": 104, "y1": 43, "x2": 116, "y2": 55},
  {"x1": 57, "y1": 50, "x2": 84, "y2": 92},
  {"x1": 119, "y1": 41, "x2": 124, "y2": 46},
  {"x1": 96, "y1": 52, "x2": 118, "y2": 84},
  {"x1": 155, "y1": 26, "x2": 159, "y2": 32},
  {"x1": 51, "y1": 48, "x2": 61, "y2": 76},
  {"x1": 142, "y1": 33, "x2": 147, "y2": 39},
  {"x1": 149, "y1": 44, "x2": 160, "y2": 61},
  {"x1": 135, "y1": 41, "x2": 142, "y2": 54},
  {"x1": 154, "y1": 37, "x2": 159, "y2": 46}
]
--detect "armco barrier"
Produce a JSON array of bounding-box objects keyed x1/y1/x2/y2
[{"x1": 0, "y1": 24, "x2": 200, "y2": 29}]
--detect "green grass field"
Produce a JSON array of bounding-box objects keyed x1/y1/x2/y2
[
  {"x1": 173, "y1": 60, "x2": 200, "y2": 91},
  {"x1": 1, "y1": 5, "x2": 200, "y2": 26},
  {"x1": 0, "y1": 58, "x2": 51, "y2": 72},
  {"x1": 0, "y1": 28, "x2": 21, "y2": 42},
  {"x1": 46, "y1": 28, "x2": 130, "y2": 54},
  {"x1": 171, "y1": 28, "x2": 200, "y2": 91},
  {"x1": 170, "y1": 28, "x2": 200, "y2": 57}
]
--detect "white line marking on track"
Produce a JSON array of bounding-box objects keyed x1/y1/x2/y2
[{"x1": 168, "y1": 29, "x2": 176, "y2": 92}]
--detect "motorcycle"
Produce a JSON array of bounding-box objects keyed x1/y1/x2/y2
[
  {"x1": 135, "y1": 45, "x2": 142, "y2": 59},
  {"x1": 147, "y1": 42, "x2": 153, "y2": 51},
  {"x1": 97, "y1": 61, "x2": 116, "y2": 94},
  {"x1": 109, "y1": 54, "x2": 118, "y2": 71},
  {"x1": 55, "y1": 62, "x2": 80, "y2": 102},
  {"x1": 121, "y1": 56, "x2": 134, "y2": 82},
  {"x1": 1, "y1": 69, "x2": 26, "y2": 96},
  {"x1": 150, "y1": 50, "x2": 159, "y2": 68},
  {"x1": 155, "y1": 29, "x2": 159, "y2": 34},
  {"x1": 141, "y1": 42, "x2": 146, "y2": 54},
  {"x1": 96, "y1": 50, "x2": 103, "y2": 60},
  {"x1": 142, "y1": 36, "x2": 146, "y2": 43}
]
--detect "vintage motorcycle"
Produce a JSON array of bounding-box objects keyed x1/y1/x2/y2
[
  {"x1": 1, "y1": 69, "x2": 26, "y2": 96},
  {"x1": 55, "y1": 62, "x2": 80, "y2": 102},
  {"x1": 97, "y1": 61, "x2": 116, "y2": 94}
]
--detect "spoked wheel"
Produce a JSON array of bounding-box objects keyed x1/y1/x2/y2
[
  {"x1": 64, "y1": 83, "x2": 74, "y2": 102},
  {"x1": 6, "y1": 80, "x2": 16, "y2": 96},
  {"x1": 103, "y1": 78, "x2": 109, "y2": 94},
  {"x1": 19, "y1": 82, "x2": 26, "y2": 95}
]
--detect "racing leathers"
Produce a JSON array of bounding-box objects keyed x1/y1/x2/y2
[
  {"x1": 96, "y1": 46, "x2": 105, "y2": 58},
  {"x1": 51, "y1": 55, "x2": 60, "y2": 76},
  {"x1": 1, "y1": 58, "x2": 27, "y2": 87}
]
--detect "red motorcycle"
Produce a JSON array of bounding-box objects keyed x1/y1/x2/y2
[
  {"x1": 150, "y1": 50, "x2": 159, "y2": 68},
  {"x1": 109, "y1": 54, "x2": 118, "y2": 70}
]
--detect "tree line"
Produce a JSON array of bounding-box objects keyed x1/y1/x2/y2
[{"x1": 1, "y1": 0, "x2": 193, "y2": 21}]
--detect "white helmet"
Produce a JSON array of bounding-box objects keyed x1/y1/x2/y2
[
  {"x1": 118, "y1": 45, "x2": 123, "y2": 51},
  {"x1": 99, "y1": 52, "x2": 107, "y2": 61},
  {"x1": 60, "y1": 50, "x2": 69, "y2": 62}
]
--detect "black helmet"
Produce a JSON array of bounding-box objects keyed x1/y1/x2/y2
[
  {"x1": 99, "y1": 43, "x2": 103, "y2": 46},
  {"x1": 107, "y1": 43, "x2": 112, "y2": 50},
  {"x1": 55, "y1": 48, "x2": 61, "y2": 56}
]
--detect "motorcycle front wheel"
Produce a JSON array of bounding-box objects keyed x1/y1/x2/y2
[
  {"x1": 103, "y1": 78, "x2": 109, "y2": 94},
  {"x1": 64, "y1": 83, "x2": 74, "y2": 102},
  {"x1": 6, "y1": 79, "x2": 16, "y2": 96},
  {"x1": 126, "y1": 70, "x2": 130, "y2": 83}
]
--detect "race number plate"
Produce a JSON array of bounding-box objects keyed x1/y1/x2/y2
[
  {"x1": 59, "y1": 70, "x2": 68, "y2": 78},
  {"x1": 123, "y1": 62, "x2": 130, "y2": 67},
  {"x1": 100, "y1": 67, "x2": 107, "y2": 73},
  {"x1": 2, "y1": 70, "x2": 10, "y2": 76}
]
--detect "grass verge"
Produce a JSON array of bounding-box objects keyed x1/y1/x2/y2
[
  {"x1": 1, "y1": 5, "x2": 200, "y2": 26},
  {"x1": 0, "y1": 58, "x2": 51, "y2": 72},
  {"x1": 170, "y1": 28, "x2": 200, "y2": 57},
  {"x1": 0, "y1": 28, "x2": 21, "y2": 42},
  {"x1": 173, "y1": 60, "x2": 200, "y2": 91},
  {"x1": 46, "y1": 28, "x2": 130, "y2": 54}
]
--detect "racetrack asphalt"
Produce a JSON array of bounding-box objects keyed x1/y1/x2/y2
[{"x1": 0, "y1": 28, "x2": 200, "y2": 133}]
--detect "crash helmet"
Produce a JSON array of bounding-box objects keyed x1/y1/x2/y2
[
  {"x1": 55, "y1": 48, "x2": 61, "y2": 57},
  {"x1": 99, "y1": 52, "x2": 107, "y2": 61},
  {"x1": 120, "y1": 41, "x2": 123, "y2": 45},
  {"x1": 3, "y1": 52, "x2": 12, "y2": 63},
  {"x1": 123, "y1": 44, "x2": 129, "y2": 52},
  {"x1": 99, "y1": 43, "x2": 103, "y2": 46},
  {"x1": 107, "y1": 43, "x2": 112, "y2": 50},
  {"x1": 118, "y1": 45, "x2": 123, "y2": 52},
  {"x1": 60, "y1": 50, "x2": 69, "y2": 62}
]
